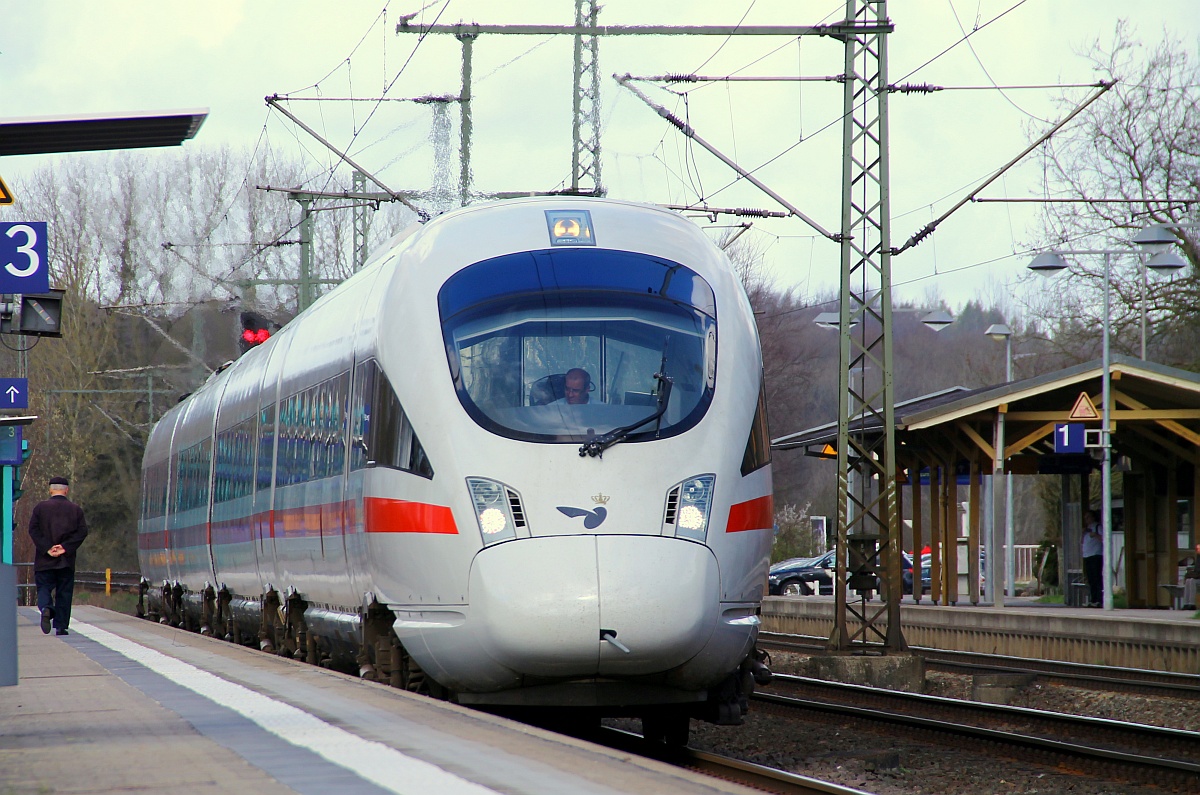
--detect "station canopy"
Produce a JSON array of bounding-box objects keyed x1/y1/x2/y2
[
  {"x1": 0, "y1": 110, "x2": 207, "y2": 156},
  {"x1": 772, "y1": 355, "x2": 1200, "y2": 474}
]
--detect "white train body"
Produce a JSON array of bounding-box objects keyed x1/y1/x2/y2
[{"x1": 139, "y1": 197, "x2": 773, "y2": 712}]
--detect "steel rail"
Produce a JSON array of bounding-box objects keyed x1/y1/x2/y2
[
  {"x1": 596, "y1": 726, "x2": 872, "y2": 795},
  {"x1": 756, "y1": 677, "x2": 1200, "y2": 790},
  {"x1": 758, "y1": 631, "x2": 1200, "y2": 697}
]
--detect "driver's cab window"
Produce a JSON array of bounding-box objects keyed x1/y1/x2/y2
[{"x1": 440, "y1": 248, "x2": 717, "y2": 445}]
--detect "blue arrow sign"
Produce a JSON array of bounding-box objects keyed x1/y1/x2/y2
[
  {"x1": 0, "y1": 222, "x2": 51, "y2": 294},
  {"x1": 1054, "y1": 422, "x2": 1085, "y2": 454},
  {"x1": 0, "y1": 378, "x2": 28, "y2": 410}
]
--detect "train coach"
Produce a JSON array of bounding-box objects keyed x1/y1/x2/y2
[{"x1": 138, "y1": 196, "x2": 774, "y2": 741}]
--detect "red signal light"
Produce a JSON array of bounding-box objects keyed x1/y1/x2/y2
[{"x1": 239, "y1": 311, "x2": 274, "y2": 352}]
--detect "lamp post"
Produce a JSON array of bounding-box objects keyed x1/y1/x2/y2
[
  {"x1": 984, "y1": 323, "x2": 1013, "y2": 602},
  {"x1": 1132, "y1": 224, "x2": 1190, "y2": 360},
  {"x1": 1028, "y1": 246, "x2": 1184, "y2": 610}
]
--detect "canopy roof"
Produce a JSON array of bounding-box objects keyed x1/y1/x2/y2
[{"x1": 773, "y1": 355, "x2": 1200, "y2": 469}]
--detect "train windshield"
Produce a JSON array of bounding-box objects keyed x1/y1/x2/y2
[{"x1": 439, "y1": 248, "x2": 717, "y2": 444}]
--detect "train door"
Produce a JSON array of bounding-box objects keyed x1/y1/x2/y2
[
  {"x1": 322, "y1": 370, "x2": 354, "y2": 609},
  {"x1": 210, "y1": 377, "x2": 262, "y2": 598},
  {"x1": 166, "y1": 402, "x2": 217, "y2": 589},
  {"x1": 155, "y1": 410, "x2": 186, "y2": 586},
  {"x1": 254, "y1": 333, "x2": 292, "y2": 592},
  {"x1": 201, "y1": 393, "x2": 222, "y2": 592},
  {"x1": 252, "y1": 401, "x2": 276, "y2": 586},
  {"x1": 342, "y1": 357, "x2": 373, "y2": 604}
]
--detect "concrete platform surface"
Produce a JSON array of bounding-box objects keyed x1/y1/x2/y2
[
  {"x1": 1, "y1": 606, "x2": 759, "y2": 795},
  {"x1": 762, "y1": 595, "x2": 1200, "y2": 672}
]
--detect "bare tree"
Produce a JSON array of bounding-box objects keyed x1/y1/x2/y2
[
  {"x1": 4, "y1": 145, "x2": 418, "y2": 570},
  {"x1": 1033, "y1": 22, "x2": 1200, "y2": 368}
]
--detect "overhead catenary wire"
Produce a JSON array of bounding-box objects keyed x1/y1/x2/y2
[
  {"x1": 615, "y1": 73, "x2": 837, "y2": 240},
  {"x1": 947, "y1": 0, "x2": 1048, "y2": 122},
  {"x1": 168, "y1": 4, "x2": 397, "y2": 294},
  {"x1": 698, "y1": 0, "x2": 1041, "y2": 209}
]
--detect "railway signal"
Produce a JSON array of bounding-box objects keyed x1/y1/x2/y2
[
  {"x1": 239, "y1": 311, "x2": 274, "y2": 353},
  {"x1": 1, "y1": 290, "x2": 65, "y2": 338}
]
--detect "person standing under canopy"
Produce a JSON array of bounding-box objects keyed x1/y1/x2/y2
[{"x1": 1081, "y1": 510, "x2": 1104, "y2": 608}]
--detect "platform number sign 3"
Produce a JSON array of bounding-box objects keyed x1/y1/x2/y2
[{"x1": 0, "y1": 222, "x2": 51, "y2": 295}]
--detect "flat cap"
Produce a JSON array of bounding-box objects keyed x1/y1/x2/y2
[{"x1": 48, "y1": 476, "x2": 69, "y2": 486}]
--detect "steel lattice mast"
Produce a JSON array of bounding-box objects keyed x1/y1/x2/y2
[
  {"x1": 570, "y1": 0, "x2": 603, "y2": 195},
  {"x1": 830, "y1": 0, "x2": 905, "y2": 652}
]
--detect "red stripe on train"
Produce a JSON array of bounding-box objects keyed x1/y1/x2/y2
[
  {"x1": 364, "y1": 497, "x2": 458, "y2": 535},
  {"x1": 726, "y1": 495, "x2": 773, "y2": 533}
]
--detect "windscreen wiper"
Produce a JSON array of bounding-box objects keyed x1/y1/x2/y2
[{"x1": 579, "y1": 372, "x2": 673, "y2": 459}]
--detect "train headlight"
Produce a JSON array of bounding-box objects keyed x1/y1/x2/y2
[
  {"x1": 467, "y1": 478, "x2": 523, "y2": 545},
  {"x1": 663, "y1": 474, "x2": 715, "y2": 542}
]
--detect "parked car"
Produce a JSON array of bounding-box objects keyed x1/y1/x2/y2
[
  {"x1": 768, "y1": 550, "x2": 835, "y2": 596},
  {"x1": 769, "y1": 550, "x2": 916, "y2": 596},
  {"x1": 903, "y1": 553, "x2": 932, "y2": 595}
]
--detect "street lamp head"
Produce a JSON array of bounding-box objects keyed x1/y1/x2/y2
[
  {"x1": 920, "y1": 310, "x2": 955, "y2": 332},
  {"x1": 1132, "y1": 224, "x2": 1177, "y2": 251},
  {"x1": 984, "y1": 323, "x2": 1012, "y2": 342},
  {"x1": 1145, "y1": 249, "x2": 1188, "y2": 273},
  {"x1": 814, "y1": 311, "x2": 859, "y2": 329},
  {"x1": 1028, "y1": 251, "x2": 1069, "y2": 275}
]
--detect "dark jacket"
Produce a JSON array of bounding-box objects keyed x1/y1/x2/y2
[{"x1": 28, "y1": 495, "x2": 88, "y2": 572}]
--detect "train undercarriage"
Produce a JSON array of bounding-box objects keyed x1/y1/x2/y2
[{"x1": 138, "y1": 578, "x2": 772, "y2": 745}]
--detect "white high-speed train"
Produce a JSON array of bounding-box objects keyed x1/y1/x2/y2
[{"x1": 138, "y1": 197, "x2": 774, "y2": 739}]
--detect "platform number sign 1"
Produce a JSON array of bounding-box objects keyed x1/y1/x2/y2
[
  {"x1": 0, "y1": 222, "x2": 51, "y2": 295},
  {"x1": 1054, "y1": 423, "x2": 1086, "y2": 454}
]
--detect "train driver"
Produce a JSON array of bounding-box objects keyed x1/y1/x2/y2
[{"x1": 558, "y1": 368, "x2": 593, "y2": 405}]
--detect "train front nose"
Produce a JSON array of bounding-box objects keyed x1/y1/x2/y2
[{"x1": 468, "y1": 536, "x2": 720, "y2": 678}]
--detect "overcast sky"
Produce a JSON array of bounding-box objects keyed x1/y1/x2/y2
[{"x1": 3, "y1": 1, "x2": 1198, "y2": 311}]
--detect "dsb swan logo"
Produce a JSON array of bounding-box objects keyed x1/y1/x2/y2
[{"x1": 556, "y1": 505, "x2": 607, "y2": 528}]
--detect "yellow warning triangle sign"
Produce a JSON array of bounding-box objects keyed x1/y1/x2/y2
[
  {"x1": 1068, "y1": 391, "x2": 1100, "y2": 420},
  {"x1": 0, "y1": 175, "x2": 13, "y2": 205}
]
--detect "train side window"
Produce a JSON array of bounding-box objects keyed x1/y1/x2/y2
[
  {"x1": 141, "y1": 460, "x2": 169, "y2": 520},
  {"x1": 214, "y1": 415, "x2": 255, "y2": 503},
  {"x1": 329, "y1": 371, "x2": 348, "y2": 477},
  {"x1": 371, "y1": 368, "x2": 405, "y2": 469},
  {"x1": 214, "y1": 431, "x2": 232, "y2": 503},
  {"x1": 351, "y1": 359, "x2": 433, "y2": 479},
  {"x1": 350, "y1": 362, "x2": 376, "y2": 471},
  {"x1": 174, "y1": 439, "x2": 211, "y2": 513},
  {"x1": 257, "y1": 404, "x2": 275, "y2": 492},
  {"x1": 275, "y1": 395, "x2": 295, "y2": 488},
  {"x1": 740, "y1": 377, "x2": 771, "y2": 476}
]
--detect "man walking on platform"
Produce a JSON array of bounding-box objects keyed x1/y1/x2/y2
[
  {"x1": 29, "y1": 476, "x2": 89, "y2": 635},
  {"x1": 1081, "y1": 510, "x2": 1104, "y2": 607}
]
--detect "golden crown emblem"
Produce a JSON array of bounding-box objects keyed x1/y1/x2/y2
[{"x1": 591, "y1": 492, "x2": 610, "y2": 505}]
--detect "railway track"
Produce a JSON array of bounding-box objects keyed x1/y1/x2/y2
[
  {"x1": 758, "y1": 673, "x2": 1200, "y2": 791},
  {"x1": 597, "y1": 726, "x2": 872, "y2": 795},
  {"x1": 758, "y1": 631, "x2": 1200, "y2": 698}
]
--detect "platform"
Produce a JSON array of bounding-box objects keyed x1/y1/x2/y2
[
  {"x1": 762, "y1": 595, "x2": 1200, "y2": 673},
  {"x1": 0, "y1": 606, "x2": 757, "y2": 795}
]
